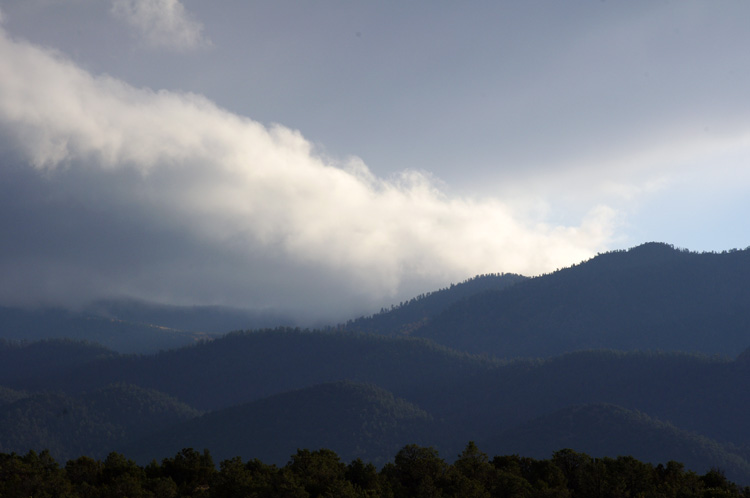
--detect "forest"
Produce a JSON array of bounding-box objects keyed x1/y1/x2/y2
[{"x1": 2, "y1": 443, "x2": 749, "y2": 498}]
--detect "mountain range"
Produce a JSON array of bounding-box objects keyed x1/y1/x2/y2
[{"x1": 1, "y1": 242, "x2": 749, "y2": 484}]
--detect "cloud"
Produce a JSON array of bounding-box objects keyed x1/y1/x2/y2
[
  {"x1": 0, "y1": 26, "x2": 615, "y2": 321},
  {"x1": 110, "y1": 0, "x2": 209, "y2": 51}
]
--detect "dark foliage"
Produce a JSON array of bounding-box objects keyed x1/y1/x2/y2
[{"x1": 2, "y1": 444, "x2": 750, "y2": 498}]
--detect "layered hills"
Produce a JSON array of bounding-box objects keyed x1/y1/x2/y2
[
  {"x1": 1, "y1": 243, "x2": 749, "y2": 483},
  {"x1": 355, "y1": 242, "x2": 750, "y2": 358}
]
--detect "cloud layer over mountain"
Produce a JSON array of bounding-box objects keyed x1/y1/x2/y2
[{"x1": 0, "y1": 25, "x2": 613, "y2": 320}]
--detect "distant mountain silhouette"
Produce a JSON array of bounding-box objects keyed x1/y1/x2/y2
[
  {"x1": 85, "y1": 298, "x2": 295, "y2": 334},
  {"x1": 0, "y1": 299, "x2": 299, "y2": 354},
  {"x1": 0, "y1": 307, "x2": 208, "y2": 354},
  {"x1": 410, "y1": 243, "x2": 750, "y2": 357}
]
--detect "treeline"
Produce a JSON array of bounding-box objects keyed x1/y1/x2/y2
[{"x1": 2, "y1": 443, "x2": 749, "y2": 498}]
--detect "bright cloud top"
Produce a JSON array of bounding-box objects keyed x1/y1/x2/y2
[
  {"x1": 111, "y1": 0, "x2": 209, "y2": 51},
  {"x1": 0, "y1": 27, "x2": 614, "y2": 318}
]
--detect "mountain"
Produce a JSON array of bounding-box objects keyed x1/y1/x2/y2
[
  {"x1": 0, "y1": 338, "x2": 116, "y2": 384},
  {"x1": 2, "y1": 243, "x2": 750, "y2": 483},
  {"x1": 0, "y1": 384, "x2": 200, "y2": 462},
  {"x1": 339, "y1": 273, "x2": 527, "y2": 336},
  {"x1": 123, "y1": 381, "x2": 434, "y2": 467},
  {"x1": 483, "y1": 403, "x2": 750, "y2": 485},
  {"x1": 412, "y1": 350, "x2": 750, "y2": 453},
  {"x1": 0, "y1": 307, "x2": 209, "y2": 354},
  {"x1": 3, "y1": 336, "x2": 750, "y2": 483},
  {"x1": 411, "y1": 243, "x2": 750, "y2": 358},
  {"x1": 0, "y1": 299, "x2": 305, "y2": 355},
  {"x1": 0, "y1": 329, "x2": 497, "y2": 411},
  {"x1": 5, "y1": 243, "x2": 749, "y2": 359}
]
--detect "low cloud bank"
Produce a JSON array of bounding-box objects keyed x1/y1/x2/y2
[{"x1": 0, "y1": 27, "x2": 614, "y2": 321}]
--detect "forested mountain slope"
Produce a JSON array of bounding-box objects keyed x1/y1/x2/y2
[
  {"x1": 340, "y1": 273, "x2": 527, "y2": 335},
  {"x1": 484, "y1": 403, "x2": 750, "y2": 484},
  {"x1": 0, "y1": 384, "x2": 200, "y2": 462},
  {"x1": 413, "y1": 243, "x2": 750, "y2": 357},
  {"x1": 3, "y1": 336, "x2": 750, "y2": 482},
  {"x1": 413, "y1": 350, "x2": 750, "y2": 452},
  {"x1": 3, "y1": 243, "x2": 750, "y2": 485},
  {"x1": 0, "y1": 330, "x2": 497, "y2": 411},
  {"x1": 0, "y1": 339, "x2": 116, "y2": 383},
  {"x1": 122, "y1": 381, "x2": 435, "y2": 467}
]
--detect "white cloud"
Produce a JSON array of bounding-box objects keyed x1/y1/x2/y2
[
  {"x1": 0, "y1": 26, "x2": 615, "y2": 319},
  {"x1": 110, "y1": 0, "x2": 209, "y2": 51}
]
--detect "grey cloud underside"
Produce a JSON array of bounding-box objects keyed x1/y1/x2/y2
[{"x1": 0, "y1": 155, "x2": 378, "y2": 320}]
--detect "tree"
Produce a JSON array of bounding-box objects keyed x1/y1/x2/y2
[
  {"x1": 159, "y1": 448, "x2": 215, "y2": 497},
  {"x1": 384, "y1": 444, "x2": 448, "y2": 498},
  {"x1": 99, "y1": 452, "x2": 148, "y2": 498},
  {"x1": 287, "y1": 448, "x2": 347, "y2": 497},
  {"x1": 66, "y1": 455, "x2": 102, "y2": 498}
]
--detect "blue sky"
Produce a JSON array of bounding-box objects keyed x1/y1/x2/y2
[{"x1": 0, "y1": 1, "x2": 749, "y2": 322}]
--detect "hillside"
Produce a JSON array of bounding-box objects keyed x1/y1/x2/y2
[
  {"x1": 123, "y1": 381, "x2": 435, "y2": 466},
  {"x1": 483, "y1": 403, "x2": 750, "y2": 485},
  {"x1": 2, "y1": 336, "x2": 750, "y2": 482},
  {"x1": 0, "y1": 339, "x2": 117, "y2": 384},
  {"x1": 340, "y1": 273, "x2": 527, "y2": 335},
  {"x1": 0, "y1": 384, "x2": 200, "y2": 462},
  {"x1": 413, "y1": 243, "x2": 750, "y2": 357},
  {"x1": 412, "y1": 350, "x2": 750, "y2": 452},
  {"x1": 0, "y1": 330, "x2": 497, "y2": 411}
]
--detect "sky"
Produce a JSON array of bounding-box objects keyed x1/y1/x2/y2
[{"x1": 1, "y1": 0, "x2": 749, "y2": 323}]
